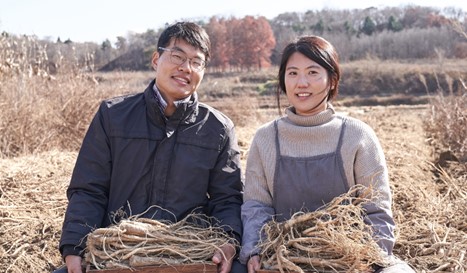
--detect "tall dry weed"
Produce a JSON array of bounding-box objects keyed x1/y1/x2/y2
[
  {"x1": 0, "y1": 34, "x2": 61, "y2": 78},
  {"x1": 0, "y1": 35, "x2": 143, "y2": 158},
  {"x1": 426, "y1": 20, "x2": 467, "y2": 162},
  {"x1": 0, "y1": 74, "x2": 104, "y2": 157},
  {"x1": 0, "y1": 70, "x2": 153, "y2": 158},
  {"x1": 425, "y1": 81, "x2": 467, "y2": 162}
]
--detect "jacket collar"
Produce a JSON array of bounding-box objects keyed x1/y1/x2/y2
[{"x1": 144, "y1": 79, "x2": 199, "y2": 137}]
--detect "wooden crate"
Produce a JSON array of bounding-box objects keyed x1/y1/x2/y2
[
  {"x1": 86, "y1": 263, "x2": 217, "y2": 273},
  {"x1": 256, "y1": 269, "x2": 318, "y2": 273}
]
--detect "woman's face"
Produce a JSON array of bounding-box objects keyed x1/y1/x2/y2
[{"x1": 284, "y1": 52, "x2": 331, "y2": 116}]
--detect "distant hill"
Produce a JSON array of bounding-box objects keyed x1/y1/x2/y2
[{"x1": 99, "y1": 48, "x2": 151, "y2": 72}]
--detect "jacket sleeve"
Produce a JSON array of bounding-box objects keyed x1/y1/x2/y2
[
  {"x1": 207, "y1": 124, "x2": 243, "y2": 245},
  {"x1": 59, "y1": 102, "x2": 112, "y2": 257}
]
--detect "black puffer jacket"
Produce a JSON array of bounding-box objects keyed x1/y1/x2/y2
[{"x1": 59, "y1": 80, "x2": 243, "y2": 257}]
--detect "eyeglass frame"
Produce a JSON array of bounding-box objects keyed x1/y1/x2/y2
[{"x1": 158, "y1": 47, "x2": 207, "y2": 72}]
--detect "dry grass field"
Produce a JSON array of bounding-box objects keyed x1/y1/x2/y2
[{"x1": 0, "y1": 61, "x2": 466, "y2": 272}]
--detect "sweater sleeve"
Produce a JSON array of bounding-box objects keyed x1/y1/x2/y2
[
  {"x1": 353, "y1": 123, "x2": 395, "y2": 255},
  {"x1": 240, "y1": 200, "x2": 274, "y2": 264},
  {"x1": 243, "y1": 126, "x2": 275, "y2": 206},
  {"x1": 240, "y1": 126, "x2": 276, "y2": 263}
]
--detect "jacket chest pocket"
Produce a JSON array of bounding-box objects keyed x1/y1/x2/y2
[{"x1": 172, "y1": 141, "x2": 220, "y2": 171}]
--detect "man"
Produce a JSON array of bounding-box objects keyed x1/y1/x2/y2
[{"x1": 54, "y1": 22, "x2": 245, "y2": 273}]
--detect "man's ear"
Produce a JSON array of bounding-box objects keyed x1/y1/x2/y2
[{"x1": 151, "y1": 51, "x2": 159, "y2": 70}]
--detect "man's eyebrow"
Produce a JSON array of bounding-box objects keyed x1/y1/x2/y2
[
  {"x1": 171, "y1": 46, "x2": 205, "y2": 60},
  {"x1": 171, "y1": 46, "x2": 183, "y2": 52}
]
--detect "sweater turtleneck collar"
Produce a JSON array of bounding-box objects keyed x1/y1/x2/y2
[{"x1": 285, "y1": 103, "x2": 336, "y2": 127}]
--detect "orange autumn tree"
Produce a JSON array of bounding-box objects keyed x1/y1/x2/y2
[
  {"x1": 206, "y1": 16, "x2": 276, "y2": 71},
  {"x1": 235, "y1": 16, "x2": 276, "y2": 70},
  {"x1": 205, "y1": 17, "x2": 230, "y2": 72}
]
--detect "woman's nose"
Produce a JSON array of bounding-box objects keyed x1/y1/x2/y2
[{"x1": 297, "y1": 74, "x2": 309, "y2": 87}]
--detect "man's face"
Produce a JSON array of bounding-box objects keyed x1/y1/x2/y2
[{"x1": 152, "y1": 39, "x2": 206, "y2": 104}]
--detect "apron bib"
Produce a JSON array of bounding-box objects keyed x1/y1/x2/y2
[{"x1": 273, "y1": 117, "x2": 350, "y2": 221}]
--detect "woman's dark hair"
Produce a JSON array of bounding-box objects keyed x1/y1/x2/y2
[
  {"x1": 157, "y1": 22, "x2": 211, "y2": 63},
  {"x1": 276, "y1": 35, "x2": 341, "y2": 113}
]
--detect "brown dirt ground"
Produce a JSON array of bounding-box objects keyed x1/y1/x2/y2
[{"x1": 1, "y1": 103, "x2": 465, "y2": 273}]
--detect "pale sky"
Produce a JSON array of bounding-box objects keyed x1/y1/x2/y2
[{"x1": 0, "y1": 0, "x2": 465, "y2": 43}]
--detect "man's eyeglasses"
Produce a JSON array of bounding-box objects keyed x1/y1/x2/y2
[{"x1": 158, "y1": 47, "x2": 206, "y2": 72}]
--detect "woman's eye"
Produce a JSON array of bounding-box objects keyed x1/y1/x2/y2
[{"x1": 309, "y1": 70, "x2": 320, "y2": 76}]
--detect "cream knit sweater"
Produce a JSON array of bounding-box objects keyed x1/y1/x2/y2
[
  {"x1": 244, "y1": 105, "x2": 392, "y2": 208},
  {"x1": 240, "y1": 105, "x2": 395, "y2": 261}
]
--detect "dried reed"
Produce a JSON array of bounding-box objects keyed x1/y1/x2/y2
[{"x1": 258, "y1": 185, "x2": 390, "y2": 273}]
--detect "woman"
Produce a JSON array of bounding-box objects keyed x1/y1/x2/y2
[{"x1": 239, "y1": 36, "x2": 414, "y2": 273}]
